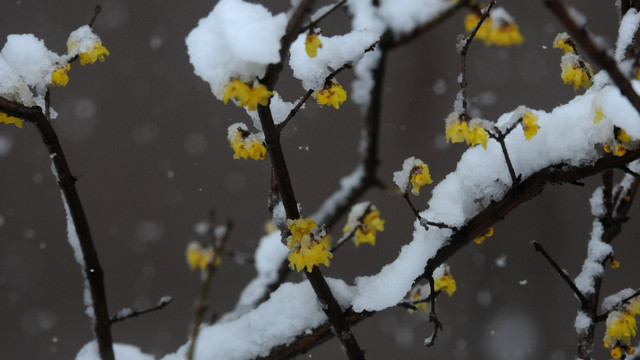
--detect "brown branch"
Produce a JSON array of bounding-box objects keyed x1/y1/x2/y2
[
  {"x1": 532, "y1": 241, "x2": 587, "y2": 304},
  {"x1": 300, "y1": 0, "x2": 348, "y2": 34},
  {"x1": 89, "y1": 5, "x2": 103, "y2": 28},
  {"x1": 110, "y1": 296, "x2": 173, "y2": 325},
  {"x1": 545, "y1": 0, "x2": 640, "y2": 115},
  {"x1": 0, "y1": 97, "x2": 114, "y2": 360}
]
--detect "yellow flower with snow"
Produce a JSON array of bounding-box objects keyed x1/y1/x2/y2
[
  {"x1": 467, "y1": 122, "x2": 488, "y2": 149},
  {"x1": 604, "y1": 310, "x2": 637, "y2": 349},
  {"x1": 435, "y1": 272, "x2": 457, "y2": 297},
  {"x1": 464, "y1": 9, "x2": 523, "y2": 47},
  {"x1": 315, "y1": 81, "x2": 347, "y2": 109},
  {"x1": 286, "y1": 218, "x2": 332, "y2": 272},
  {"x1": 560, "y1": 53, "x2": 593, "y2": 91},
  {"x1": 0, "y1": 112, "x2": 23, "y2": 128},
  {"x1": 553, "y1": 32, "x2": 576, "y2": 54},
  {"x1": 222, "y1": 80, "x2": 273, "y2": 111},
  {"x1": 445, "y1": 113, "x2": 469, "y2": 144},
  {"x1": 616, "y1": 128, "x2": 632, "y2": 143},
  {"x1": 410, "y1": 163, "x2": 433, "y2": 195},
  {"x1": 78, "y1": 43, "x2": 109, "y2": 65},
  {"x1": 227, "y1": 122, "x2": 266, "y2": 160},
  {"x1": 594, "y1": 107, "x2": 605, "y2": 124},
  {"x1": 305, "y1": 31, "x2": 323, "y2": 58},
  {"x1": 51, "y1": 63, "x2": 71, "y2": 87},
  {"x1": 521, "y1": 112, "x2": 540, "y2": 140},
  {"x1": 611, "y1": 259, "x2": 621, "y2": 269},
  {"x1": 344, "y1": 203, "x2": 385, "y2": 247},
  {"x1": 615, "y1": 144, "x2": 627, "y2": 157},
  {"x1": 407, "y1": 284, "x2": 430, "y2": 315},
  {"x1": 474, "y1": 227, "x2": 494, "y2": 244},
  {"x1": 185, "y1": 241, "x2": 220, "y2": 271}
]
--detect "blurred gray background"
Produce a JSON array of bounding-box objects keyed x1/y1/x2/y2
[{"x1": 1, "y1": 1, "x2": 638, "y2": 359}]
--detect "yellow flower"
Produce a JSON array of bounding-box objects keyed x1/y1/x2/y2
[
  {"x1": 467, "y1": 123, "x2": 488, "y2": 149},
  {"x1": 604, "y1": 310, "x2": 637, "y2": 348},
  {"x1": 315, "y1": 82, "x2": 347, "y2": 109},
  {"x1": 594, "y1": 107, "x2": 604, "y2": 124},
  {"x1": 185, "y1": 242, "x2": 220, "y2": 271},
  {"x1": 410, "y1": 163, "x2": 433, "y2": 195},
  {"x1": 445, "y1": 115, "x2": 469, "y2": 144},
  {"x1": 408, "y1": 285, "x2": 429, "y2": 315},
  {"x1": 611, "y1": 345, "x2": 623, "y2": 359},
  {"x1": 435, "y1": 272, "x2": 457, "y2": 297},
  {"x1": 0, "y1": 112, "x2": 23, "y2": 128},
  {"x1": 222, "y1": 80, "x2": 273, "y2": 111},
  {"x1": 553, "y1": 32, "x2": 575, "y2": 54},
  {"x1": 560, "y1": 53, "x2": 593, "y2": 91},
  {"x1": 51, "y1": 63, "x2": 71, "y2": 87},
  {"x1": 486, "y1": 23, "x2": 523, "y2": 47},
  {"x1": 305, "y1": 31, "x2": 323, "y2": 58},
  {"x1": 288, "y1": 218, "x2": 317, "y2": 245},
  {"x1": 354, "y1": 209, "x2": 385, "y2": 247},
  {"x1": 604, "y1": 143, "x2": 612, "y2": 153},
  {"x1": 77, "y1": 43, "x2": 110, "y2": 65},
  {"x1": 465, "y1": 13, "x2": 492, "y2": 41},
  {"x1": 611, "y1": 259, "x2": 620, "y2": 269},
  {"x1": 287, "y1": 231, "x2": 333, "y2": 272},
  {"x1": 227, "y1": 123, "x2": 266, "y2": 160},
  {"x1": 616, "y1": 128, "x2": 632, "y2": 143},
  {"x1": 521, "y1": 112, "x2": 540, "y2": 140},
  {"x1": 474, "y1": 227, "x2": 494, "y2": 244},
  {"x1": 615, "y1": 144, "x2": 627, "y2": 157}
]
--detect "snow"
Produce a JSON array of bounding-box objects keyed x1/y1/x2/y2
[
  {"x1": 574, "y1": 220, "x2": 610, "y2": 295},
  {"x1": 393, "y1": 157, "x2": 422, "y2": 193},
  {"x1": 246, "y1": 91, "x2": 298, "y2": 129},
  {"x1": 163, "y1": 279, "x2": 355, "y2": 360},
  {"x1": 377, "y1": 0, "x2": 454, "y2": 37},
  {"x1": 602, "y1": 288, "x2": 638, "y2": 311},
  {"x1": 67, "y1": 25, "x2": 103, "y2": 57},
  {"x1": 186, "y1": 0, "x2": 287, "y2": 99},
  {"x1": 289, "y1": 29, "x2": 379, "y2": 90},
  {"x1": 574, "y1": 311, "x2": 591, "y2": 335},
  {"x1": 76, "y1": 341, "x2": 154, "y2": 360},
  {"x1": 615, "y1": 9, "x2": 640, "y2": 61}
]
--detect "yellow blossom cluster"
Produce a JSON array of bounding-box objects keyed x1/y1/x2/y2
[
  {"x1": 410, "y1": 162, "x2": 433, "y2": 196},
  {"x1": 473, "y1": 227, "x2": 494, "y2": 244},
  {"x1": 227, "y1": 123, "x2": 267, "y2": 160},
  {"x1": 464, "y1": 11, "x2": 524, "y2": 47},
  {"x1": 445, "y1": 113, "x2": 489, "y2": 149},
  {"x1": 305, "y1": 31, "x2": 323, "y2": 58},
  {"x1": 521, "y1": 112, "x2": 540, "y2": 141},
  {"x1": 51, "y1": 63, "x2": 71, "y2": 87},
  {"x1": 68, "y1": 40, "x2": 110, "y2": 66},
  {"x1": 343, "y1": 204, "x2": 385, "y2": 247},
  {"x1": 315, "y1": 81, "x2": 347, "y2": 109},
  {"x1": 0, "y1": 112, "x2": 23, "y2": 128},
  {"x1": 434, "y1": 272, "x2": 457, "y2": 297},
  {"x1": 552, "y1": 32, "x2": 576, "y2": 54},
  {"x1": 222, "y1": 79, "x2": 273, "y2": 111},
  {"x1": 185, "y1": 241, "x2": 220, "y2": 272},
  {"x1": 604, "y1": 127, "x2": 633, "y2": 157},
  {"x1": 287, "y1": 218, "x2": 333, "y2": 272},
  {"x1": 604, "y1": 297, "x2": 640, "y2": 358},
  {"x1": 553, "y1": 33, "x2": 593, "y2": 91}
]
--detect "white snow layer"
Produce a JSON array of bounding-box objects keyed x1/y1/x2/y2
[
  {"x1": 76, "y1": 341, "x2": 154, "y2": 360},
  {"x1": 377, "y1": 0, "x2": 455, "y2": 36},
  {"x1": 289, "y1": 29, "x2": 379, "y2": 90},
  {"x1": 163, "y1": 279, "x2": 355, "y2": 360},
  {"x1": 186, "y1": 0, "x2": 286, "y2": 99},
  {"x1": 615, "y1": 9, "x2": 640, "y2": 61}
]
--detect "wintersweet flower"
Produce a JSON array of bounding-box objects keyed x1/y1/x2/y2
[
  {"x1": 614, "y1": 144, "x2": 627, "y2": 157},
  {"x1": 410, "y1": 163, "x2": 433, "y2": 195},
  {"x1": 486, "y1": 23, "x2": 523, "y2": 47},
  {"x1": 521, "y1": 112, "x2": 540, "y2": 140},
  {"x1": 286, "y1": 219, "x2": 332, "y2": 272},
  {"x1": 305, "y1": 31, "x2": 322, "y2": 58},
  {"x1": 227, "y1": 122, "x2": 267, "y2": 160},
  {"x1": 467, "y1": 121, "x2": 488, "y2": 149},
  {"x1": 616, "y1": 128, "x2": 632, "y2": 143},
  {"x1": 611, "y1": 345, "x2": 623, "y2": 359},
  {"x1": 222, "y1": 80, "x2": 273, "y2": 111},
  {"x1": 315, "y1": 81, "x2": 347, "y2": 109},
  {"x1": 0, "y1": 112, "x2": 23, "y2": 128},
  {"x1": 464, "y1": 13, "x2": 491, "y2": 41},
  {"x1": 223, "y1": 79, "x2": 251, "y2": 105},
  {"x1": 434, "y1": 272, "x2": 457, "y2": 297},
  {"x1": 244, "y1": 83, "x2": 273, "y2": 111},
  {"x1": 474, "y1": 227, "x2": 494, "y2": 244},
  {"x1": 407, "y1": 284, "x2": 430, "y2": 315},
  {"x1": 611, "y1": 259, "x2": 621, "y2": 269},
  {"x1": 559, "y1": 53, "x2": 593, "y2": 91},
  {"x1": 344, "y1": 203, "x2": 385, "y2": 247},
  {"x1": 51, "y1": 63, "x2": 70, "y2": 87},
  {"x1": 552, "y1": 32, "x2": 575, "y2": 53},
  {"x1": 185, "y1": 241, "x2": 220, "y2": 271},
  {"x1": 604, "y1": 310, "x2": 637, "y2": 349},
  {"x1": 464, "y1": 8, "x2": 523, "y2": 47},
  {"x1": 445, "y1": 113, "x2": 469, "y2": 144},
  {"x1": 594, "y1": 107, "x2": 605, "y2": 124},
  {"x1": 78, "y1": 43, "x2": 109, "y2": 65}
]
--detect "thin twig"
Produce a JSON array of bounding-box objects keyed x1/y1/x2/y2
[
  {"x1": 300, "y1": 0, "x2": 348, "y2": 34},
  {"x1": 110, "y1": 296, "x2": 173, "y2": 325},
  {"x1": 489, "y1": 131, "x2": 520, "y2": 186},
  {"x1": 532, "y1": 241, "x2": 587, "y2": 304},
  {"x1": 402, "y1": 194, "x2": 455, "y2": 231},
  {"x1": 545, "y1": 0, "x2": 640, "y2": 115},
  {"x1": 89, "y1": 5, "x2": 103, "y2": 28},
  {"x1": 424, "y1": 277, "x2": 443, "y2": 347}
]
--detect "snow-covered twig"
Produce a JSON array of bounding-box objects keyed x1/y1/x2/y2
[{"x1": 110, "y1": 296, "x2": 173, "y2": 325}]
